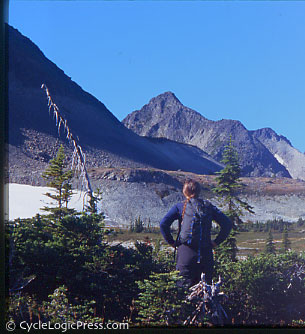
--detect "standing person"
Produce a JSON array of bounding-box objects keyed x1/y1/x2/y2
[{"x1": 160, "y1": 179, "x2": 232, "y2": 288}]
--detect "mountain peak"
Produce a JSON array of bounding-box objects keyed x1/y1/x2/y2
[
  {"x1": 155, "y1": 91, "x2": 179, "y2": 100},
  {"x1": 123, "y1": 93, "x2": 292, "y2": 178},
  {"x1": 253, "y1": 127, "x2": 292, "y2": 146},
  {"x1": 147, "y1": 91, "x2": 182, "y2": 107}
]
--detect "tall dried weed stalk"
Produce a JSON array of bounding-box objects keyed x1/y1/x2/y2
[{"x1": 41, "y1": 84, "x2": 94, "y2": 208}]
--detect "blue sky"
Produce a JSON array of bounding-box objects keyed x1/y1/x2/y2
[{"x1": 9, "y1": 1, "x2": 305, "y2": 153}]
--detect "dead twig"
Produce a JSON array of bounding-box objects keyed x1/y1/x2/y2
[
  {"x1": 41, "y1": 84, "x2": 94, "y2": 209},
  {"x1": 184, "y1": 273, "x2": 228, "y2": 326}
]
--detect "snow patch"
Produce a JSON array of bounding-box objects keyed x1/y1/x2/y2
[
  {"x1": 274, "y1": 153, "x2": 285, "y2": 167},
  {"x1": 7, "y1": 183, "x2": 88, "y2": 221}
]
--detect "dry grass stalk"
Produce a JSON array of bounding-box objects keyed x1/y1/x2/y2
[{"x1": 41, "y1": 84, "x2": 93, "y2": 207}]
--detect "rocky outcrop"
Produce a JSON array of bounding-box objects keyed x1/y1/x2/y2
[
  {"x1": 123, "y1": 92, "x2": 291, "y2": 178},
  {"x1": 252, "y1": 128, "x2": 305, "y2": 180},
  {"x1": 87, "y1": 168, "x2": 305, "y2": 226}
]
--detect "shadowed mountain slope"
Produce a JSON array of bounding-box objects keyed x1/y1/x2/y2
[{"x1": 8, "y1": 25, "x2": 222, "y2": 183}]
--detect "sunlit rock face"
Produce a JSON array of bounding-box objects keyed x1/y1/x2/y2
[{"x1": 123, "y1": 92, "x2": 292, "y2": 178}]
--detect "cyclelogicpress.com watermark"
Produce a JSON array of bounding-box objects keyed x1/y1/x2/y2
[{"x1": 6, "y1": 320, "x2": 129, "y2": 332}]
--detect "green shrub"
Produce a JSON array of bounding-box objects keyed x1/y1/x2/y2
[
  {"x1": 7, "y1": 214, "x2": 162, "y2": 322},
  {"x1": 7, "y1": 286, "x2": 104, "y2": 325},
  {"x1": 7, "y1": 212, "x2": 106, "y2": 301},
  {"x1": 135, "y1": 271, "x2": 187, "y2": 326},
  {"x1": 43, "y1": 286, "x2": 103, "y2": 323},
  {"x1": 218, "y1": 252, "x2": 305, "y2": 325}
]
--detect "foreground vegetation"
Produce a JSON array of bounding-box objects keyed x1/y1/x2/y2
[
  {"x1": 6, "y1": 140, "x2": 305, "y2": 327},
  {"x1": 6, "y1": 212, "x2": 305, "y2": 327}
]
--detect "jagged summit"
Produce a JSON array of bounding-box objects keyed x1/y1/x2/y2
[
  {"x1": 253, "y1": 127, "x2": 292, "y2": 147},
  {"x1": 147, "y1": 91, "x2": 181, "y2": 105},
  {"x1": 138, "y1": 91, "x2": 186, "y2": 117},
  {"x1": 123, "y1": 93, "x2": 293, "y2": 178},
  {"x1": 123, "y1": 91, "x2": 208, "y2": 141}
]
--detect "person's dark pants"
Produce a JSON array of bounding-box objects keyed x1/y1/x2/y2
[{"x1": 176, "y1": 244, "x2": 214, "y2": 289}]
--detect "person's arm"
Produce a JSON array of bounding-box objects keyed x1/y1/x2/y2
[
  {"x1": 210, "y1": 204, "x2": 233, "y2": 246},
  {"x1": 160, "y1": 204, "x2": 181, "y2": 246}
]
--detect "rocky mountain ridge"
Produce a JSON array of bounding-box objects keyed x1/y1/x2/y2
[
  {"x1": 7, "y1": 24, "x2": 222, "y2": 182},
  {"x1": 123, "y1": 92, "x2": 304, "y2": 179},
  {"x1": 252, "y1": 128, "x2": 305, "y2": 180}
]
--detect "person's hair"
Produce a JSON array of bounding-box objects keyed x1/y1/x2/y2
[
  {"x1": 183, "y1": 179, "x2": 200, "y2": 199},
  {"x1": 182, "y1": 179, "x2": 201, "y2": 220}
]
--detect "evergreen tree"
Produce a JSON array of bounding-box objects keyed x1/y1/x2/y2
[
  {"x1": 281, "y1": 225, "x2": 291, "y2": 252},
  {"x1": 134, "y1": 216, "x2": 144, "y2": 233},
  {"x1": 297, "y1": 217, "x2": 304, "y2": 227},
  {"x1": 213, "y1": 137, "x2": 254, "y2": 225},
  {"x1": 41, "y1": 145, "x2": 75, "y2": 220},
  {"x1": 265, "y1": 230, "x2": 276, "y2": 255},
  {"x1": 85, "y1": 188, "x2": 102, "y2": 214},
  {"x1": 215, "y1": 230, "x2": 239, "y2": 264},
  {"x1": 62, "y1": 183, "x2": 73, "y2": 209},
  {"x1": 213, "y1": 137, "x2": 254, "y2": 264}
]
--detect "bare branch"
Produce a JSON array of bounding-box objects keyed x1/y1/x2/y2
[{"x1": 41, "y1": 84, "x2": 94, "y2": 208}]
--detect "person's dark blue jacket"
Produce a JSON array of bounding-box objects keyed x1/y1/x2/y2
[{"x1": 160, "y1": 200, "x2": 232, "y2": 248}]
